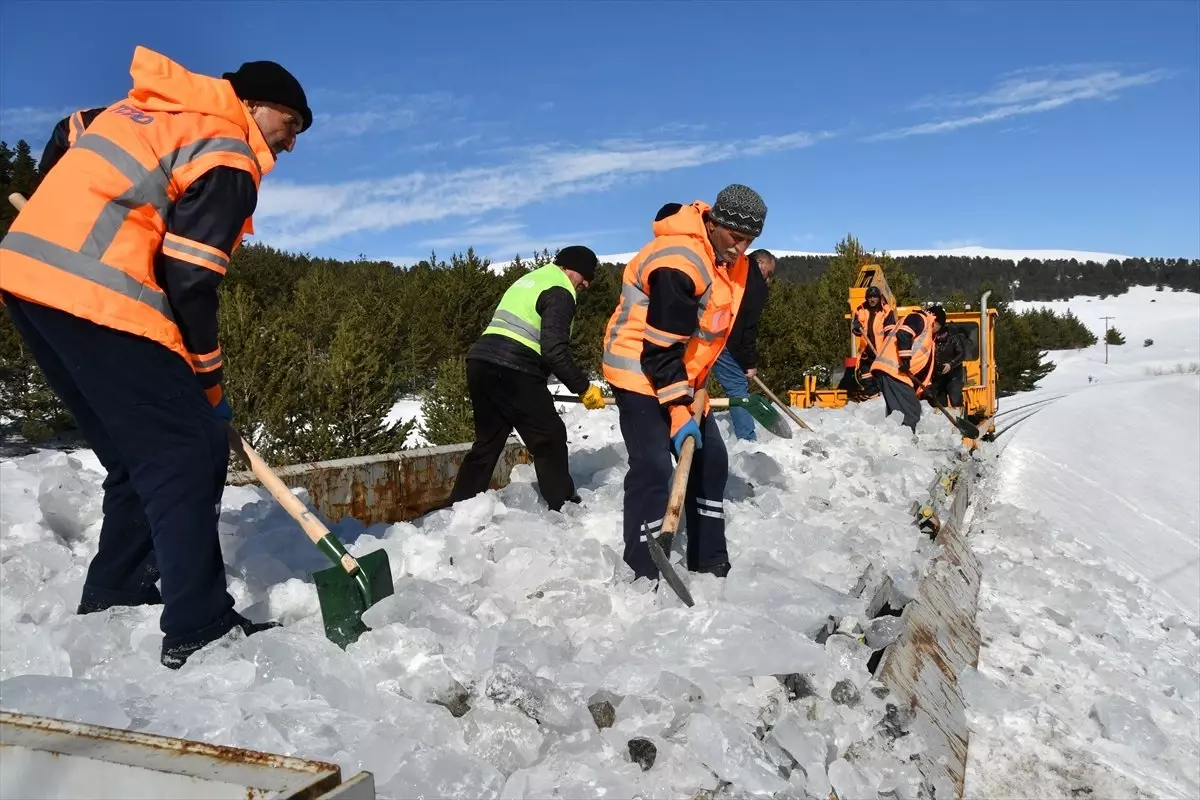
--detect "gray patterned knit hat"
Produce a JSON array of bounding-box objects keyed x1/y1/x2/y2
[{"x1": 710, "y1": 184, "x2": 767, "y2": 237}]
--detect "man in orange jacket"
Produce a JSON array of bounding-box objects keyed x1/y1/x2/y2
[
  {"x1": 0, "y1": 47, "x2": 311, "y2": 669},
  {"x1": 868, "y1": 305, "x2": 945, "y2": 434},
  {"x1": 602, "y1": 184, "x2": 766, "y2": 582}
]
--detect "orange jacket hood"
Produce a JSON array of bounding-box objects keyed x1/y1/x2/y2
[
  {"x1": 651, "y1": 201, "x2": 717, "y2": 264},
  {"x1": 124, "y1": 46, "x2": 276, "y2": 177}
]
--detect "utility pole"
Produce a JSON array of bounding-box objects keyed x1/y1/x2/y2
[{"x1": 1101, "y1": 315, "x2": 1116, "y2": 364}]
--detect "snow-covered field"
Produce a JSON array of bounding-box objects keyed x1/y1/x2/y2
[
  {"x1": 0, "y1": 284, "x2": 1196, "y2": 799},
  {"x1": 962, "y1": 285, "x2": 1200, "y2": 798},
  {"x1": 2, "y1": 380, "x2": 965, "y2": 797}
]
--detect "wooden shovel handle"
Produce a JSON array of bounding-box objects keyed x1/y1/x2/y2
[
  {"x1": 661, "y1": 388, "x2": 708, "y2": 538},
  {"x1": 233, "y1": 434, "x2": 334, "y2": 546},
  {"x1": 9, "y1": 192, "x2": 27, "y2": 210}
]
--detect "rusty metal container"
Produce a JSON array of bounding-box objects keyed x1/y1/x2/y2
[
  {"x1": 0, "y1": 710, "x2": 375, "y2": 799},
  {"x1": 226, "y1": 439, "x2": 531, "y2": 526}
]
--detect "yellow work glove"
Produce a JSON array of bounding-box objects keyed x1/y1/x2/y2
[{"x1": 580, "y1": 384, "x2": 606, "y2": 410}]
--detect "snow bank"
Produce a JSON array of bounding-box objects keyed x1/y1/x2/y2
[
  {"x1": 962, "y1": 285, "x2": 1200, "y2": 797},
  {"x1": 0, "y1": 394, "x2": 964, "y2": 799}
]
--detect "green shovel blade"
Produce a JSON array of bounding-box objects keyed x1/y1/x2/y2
[
  {"x1": 730, "y1": 395, "x2": 793, "y2": 439},
  {"x1": 312, "y1": 549, "x2": 395, "y2": 649}
]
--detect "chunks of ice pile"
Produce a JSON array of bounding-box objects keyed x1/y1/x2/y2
[{"x1": 1, "y1": 400, "x2": 960, "y2": 798}]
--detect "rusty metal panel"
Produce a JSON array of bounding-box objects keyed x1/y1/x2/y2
[
  {"x1": 876, "y1": 467, "x2": 982, "y2": 800},
  {"x1": 0, "y1": 710, "x2": 371, "y2": 799},
  {"x1": 226, "y1": 439, "x2": 532, "y2": 526}
]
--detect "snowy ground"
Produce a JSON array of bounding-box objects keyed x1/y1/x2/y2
[
  {"x1": 0, "y1": 381, "x2": 965, "y2": 798},
  {"x1": 1, "y1": 285, "x2": 1196, "y2": 799},
  {"x1": 961, "y1": 285, "x2": 1200, "y2": 798}
]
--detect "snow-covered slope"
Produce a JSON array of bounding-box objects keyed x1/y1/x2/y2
[
  {"x1": 960, "y1": 285, "x2": 1200, "y2": 798},
  {"x1": 1, "y1": 284, "x2": 1196, "y2": 798},
  {"x1": 1, "y1": 384, "x2": 966, "y2": 798}
]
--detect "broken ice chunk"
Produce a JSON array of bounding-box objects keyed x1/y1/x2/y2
[
  {"x1": 0, "y1": 675, "x2": 130, "y2": 729},
  {"x1": 682, "y1": 710, "x2": 790, "y2": 796},
  {"x1": 1089, "y1": 695, "x2": 1169, "y2": 758}
]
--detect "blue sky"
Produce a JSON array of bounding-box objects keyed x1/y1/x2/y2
[{"x1": 1, "y1": 0, "x2": 1197, "y2": 262}]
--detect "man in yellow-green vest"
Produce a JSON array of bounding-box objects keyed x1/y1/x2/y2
[{"x1": 447, "y1": 245, "x2": 607, "y2": 512}]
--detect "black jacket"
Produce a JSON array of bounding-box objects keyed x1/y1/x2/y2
[
  {"x1": 724, "y1": 255, "x2": 769, "y2": 370},
  {"x1": 39, "y1": 107, "x2": 105, "y2": 175},
  {"x1": 935, "y1": 330, "x2": 967, "y2": 373},
  {"x1": 467, "y1": 285, "x2": 590, "y2": 394}
]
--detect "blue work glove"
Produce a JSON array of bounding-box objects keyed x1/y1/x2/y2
[
  {"x1": 669, "y1": 406, "x2": 702, "y2": 456},
  {"x1": 213, "y1": 396, "x2": 233, "y2": 422}
]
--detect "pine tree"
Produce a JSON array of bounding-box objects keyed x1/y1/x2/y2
[
  {"x1": 1105, "y1": 327, "x2": 1126, "y2": 345},
  {"x1": 419, "y1": 355, "x2": 476, "y2": 446}
]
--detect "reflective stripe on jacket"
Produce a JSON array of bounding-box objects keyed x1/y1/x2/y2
[
  {"x1": 854, "y1": 302, "x2": 896, "y2": 358},
  {"x1": 870, "y1": 309, "x2": 937, "y2": 389},
  {"x1": 482, "y1": 264, "x2": 577, "y2": 355},
  {"x1": 601, "y1": 201, "x2": 748, "y2": 410},
  {"x1": 0, "y1": 46, "x2": 276, "y2": 372}
]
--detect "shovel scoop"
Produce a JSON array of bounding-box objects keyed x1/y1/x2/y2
[{"x1": 233, "y1": 435, "x2": 395, "y2": 649}]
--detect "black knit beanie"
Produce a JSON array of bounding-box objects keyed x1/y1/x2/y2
[
  {"x1": 555, "y1": 245, "x2": 598, "y2": 282},
  {"x1": 710, "y1": 183, "x2": 767, "y2": 238},
  {"x1": 223, "y1": 61, "x2": 313, "y2": 132}
]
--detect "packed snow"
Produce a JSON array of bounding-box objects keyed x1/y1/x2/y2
[
  {"x1": 1, "y1": 377, "x2": 965, "y2": 798},
  {"x1": 1, "y1": 284, "x2": 1197, "y2": 799},
  {"x1": 961, "y1": 285, "x2": 1200, "y2": 798}
]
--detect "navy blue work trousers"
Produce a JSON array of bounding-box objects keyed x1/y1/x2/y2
[
  {"x1": 613, "y1": 388, "x2": 729, "y2": 579},
  {"x1": 3, "y1": 294, "x2": 236, "y2": 651}
]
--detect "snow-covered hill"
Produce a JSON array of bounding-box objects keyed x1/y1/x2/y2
[
  {"x1": 0, "y1": 285, "x2": 1196, "y2": 798},
  {"x1": 489, "y1": 245, "x2": 1136, "y2": 272}
]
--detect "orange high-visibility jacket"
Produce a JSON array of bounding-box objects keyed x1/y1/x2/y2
[
  {"x1": 0, "y1": 46, "x2": 275, "y2": 390},
  {"x1": 601, "y1": 201, "x2": 749, "y2": 413},
  {"x1": 38, "y1": 107, "x2": 107, "y2": 175},
  {"x1": 869, "y1": 309, "x2": 938, "y2": 389},
  {"x1": 853, "y1": 301, "x2": 896, "y2": 359}
]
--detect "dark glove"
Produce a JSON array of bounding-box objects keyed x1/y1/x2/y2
[
  {"x1": 213, "y1": 396, "x2": 233, "y2": 422},
  {"x1": 899, "y1": 357, "x2": 911, "y2": 374},
  {"x1": 851, "y1": 320, "x2": 863, "y2": 336}
]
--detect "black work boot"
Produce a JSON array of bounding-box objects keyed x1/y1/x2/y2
[
  {"x1": 160, "y1": 611, "x2": 280, "y2": 670},
  {"x1": 694, "y1": 562, "x2": 731, "y2": 578}
]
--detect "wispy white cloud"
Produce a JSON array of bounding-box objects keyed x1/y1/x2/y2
[
  {"x1": 254, "y1": 129, "x2": 832, "y2": 250},
  {"x1": 418, "y1": 219, "x2": 625, "y2": 262},
  {"x1": 868, "y1": 64, "x2": 1171, "y2": 141},
  {"x1": 0, "y1": 105, "x2": 80, "y2": 140},
  {"x1": 304, "y1": 89, "x2": 469, "y2": 140}
]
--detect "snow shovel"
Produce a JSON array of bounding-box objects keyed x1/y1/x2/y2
[
  {"x1": 750, "y1": 374, "x2": 813, "y2": 432},
  {"x1": 932, "y1": 402, "x2": 980, "y2": 440},
  {"x1": 552, "y1": 394, "x2": 792, "y2": 439},
  {"x1": 647, "y1": 388, "x2": 713, "y2": 608},
  {"x1": 231, "y1": 434, "x2": 394, "y2": 649}
]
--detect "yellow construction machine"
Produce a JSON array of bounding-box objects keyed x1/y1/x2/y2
[{"x1": 787, "y1": 263, "x2": 998, "y2": 445}]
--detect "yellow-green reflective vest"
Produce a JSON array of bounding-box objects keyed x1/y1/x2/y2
[{"x1": 482, "y1": 264, "x2": 576, "y2": 354}]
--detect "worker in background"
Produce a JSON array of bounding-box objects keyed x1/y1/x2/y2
[
  {"x1": 842, "y1": 285, "x2": 895, "y2": 398},
  {"x1": 929, "y1": 323, "x2": 967, "y2": 410},
  {"x1": 39, "y1": 108, "x2": 106, "y2": 174},
  {"x1": 603, "y1": 184, "x2": 767, "y2": 581},
  {"x1": 711, "y1": 249, "x2": 776, "y2": 441},
  {"x1": 0, "y1": 47, "x2": 311, "y2": 669},
  {"x1": 448, "y1": 246, "x2": 607, "y2": 512},
  {"x1": 868, "y1": 305, "x2": 945, "y2": 434}
]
